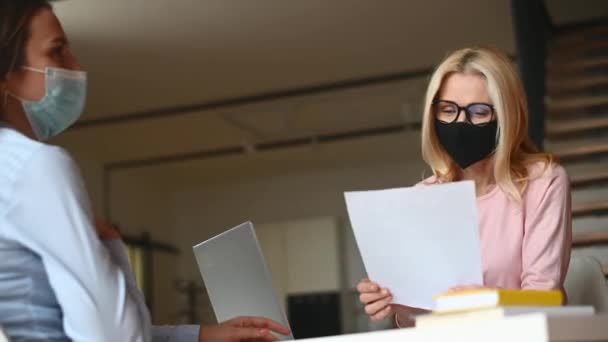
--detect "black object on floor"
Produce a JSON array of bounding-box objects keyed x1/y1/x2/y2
[{"x1": 287, "y1": 291, "x2": 342, "y2": 339}]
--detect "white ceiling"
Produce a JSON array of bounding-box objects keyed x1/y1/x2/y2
[{"x1": 53, "y1": 0, "x2": 515, "y2": 119}]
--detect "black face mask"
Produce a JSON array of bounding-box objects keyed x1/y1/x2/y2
[{"x1": 434, "y1": 119, "x2": 498, "y2": 169}]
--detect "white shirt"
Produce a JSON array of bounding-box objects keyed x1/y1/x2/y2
[{"x1": 0, "y1": 126, "x2": 198, "y2": 341}]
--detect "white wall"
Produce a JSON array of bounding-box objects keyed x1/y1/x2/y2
[{"x1": 257, "y1": 217, "x2": 341, "y2": 309}]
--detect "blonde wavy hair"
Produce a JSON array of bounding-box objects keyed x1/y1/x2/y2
[{"x1": 421, "y1": 47, "x2": 553, "y2": 201}]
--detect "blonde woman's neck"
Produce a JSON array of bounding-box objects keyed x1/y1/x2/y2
[{"x1": 460, "y1": 157, "x2": 496, "y2": 197}]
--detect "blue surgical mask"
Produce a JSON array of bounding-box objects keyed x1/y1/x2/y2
[{"x1": 7, "y1": 66, "x2": 87, "y2": 140}]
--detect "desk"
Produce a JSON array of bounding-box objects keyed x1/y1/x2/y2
[{"x1": 297, "y1": 313, "x2": 608, "y2": 341}]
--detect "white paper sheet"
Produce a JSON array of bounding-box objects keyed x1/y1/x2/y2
[{"x1": 345, "y1": 181, "x2": 483, "y2": 310}]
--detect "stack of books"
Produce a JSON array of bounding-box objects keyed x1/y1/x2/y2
[{"x1": 415, "y1": 289, "x2": 594, "y2": 328}]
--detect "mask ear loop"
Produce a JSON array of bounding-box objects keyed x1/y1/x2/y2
[
  {"x1": 1, "y1": 66, "x2": 43, "y2": 111},
  {"x1": 22, "y1": 66, "x2": 45, "y2": 74},
  {"x1": 2, "y1": 66, "x2": 45, "y2": 107},
  {"x1": 1, "y1": 84, "x2": 12, "y2": 110},
  {"x1": 4, "y1": 91, "x2": 23, "y2": 105}
]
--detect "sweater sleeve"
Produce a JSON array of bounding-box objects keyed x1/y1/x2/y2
[{"x1": 521, "y1": 164, "x2": 572, "y2": 291}]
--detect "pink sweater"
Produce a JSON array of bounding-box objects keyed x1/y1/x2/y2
[{"x1": 423, "y1": 162, "x2": 572, "y2": 290}]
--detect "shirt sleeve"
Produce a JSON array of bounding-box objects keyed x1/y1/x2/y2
[
  {"x1": 151, "y1": 326, "x2": 200, "y2": 342},
  {"x1": 103, "y1": 240, "x2": 200, "y2": 342},
  {"x1": 4, "y1": 145, "x2": 148, "y2": 342},
  {"x1": 521, "y1": 164, "x2": 572, "y2": 290}
]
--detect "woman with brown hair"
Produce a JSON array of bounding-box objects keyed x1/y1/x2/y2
[
  {"x1": 0, "y1": 1, "x2": 289, "y2": 341},
  {"x1": 357, "y1": 47, "x2": 572, "y2": 328}
]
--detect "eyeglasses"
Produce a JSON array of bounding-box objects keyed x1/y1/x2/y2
[{"x1": 432, "y1": 100, "x2": 495, "y2": 126}]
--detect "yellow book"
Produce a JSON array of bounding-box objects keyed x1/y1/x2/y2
[{"x1": 433, "y1": 289, "x2": 564, "y2": 313}]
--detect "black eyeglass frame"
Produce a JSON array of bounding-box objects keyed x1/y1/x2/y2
[{"x1": 432, "y1": 99, "x2": 496, "y2": 126}]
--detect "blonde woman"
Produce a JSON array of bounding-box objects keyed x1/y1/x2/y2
[{"x1": 357, "y1": 47, "x2": 572, "y2": 327}]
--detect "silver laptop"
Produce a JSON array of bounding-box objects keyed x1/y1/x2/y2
[{"x1": 193, "y1": 222, "x2": 293, "y2": 340}]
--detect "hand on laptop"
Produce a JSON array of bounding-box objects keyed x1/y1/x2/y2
[
  {"x1": 199, "y1": 316, "x2": 291, "y2": 342},
  {"x1": 357, "y1": 278, "x2": 428, "y2": 327}
]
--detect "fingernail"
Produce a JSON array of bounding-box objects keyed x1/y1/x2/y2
[
  {"x1": 371, "y1": 285, "x2": 377, "y2": 291},
  {"x1": 381, "y1": 289, "x2": 388, "y2": 295},
  {"x1": 259, "y1": 329, "x2": 269, "y2": 335}
]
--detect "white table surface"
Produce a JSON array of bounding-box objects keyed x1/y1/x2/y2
[{"x1": 296, "y1": 313, "x2": 608, "y2": 342}]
